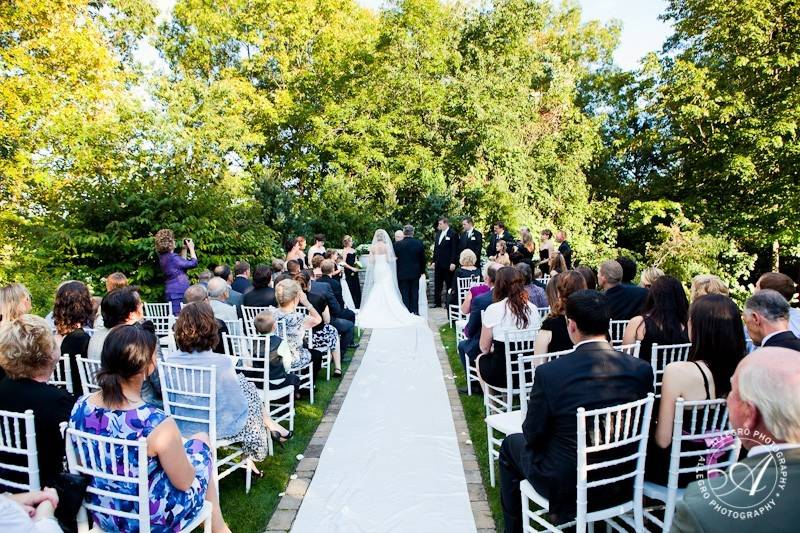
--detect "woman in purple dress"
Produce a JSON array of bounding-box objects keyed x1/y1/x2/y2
[{"x1": 155, "y1": 229, "x2": 198, "y2": 315}]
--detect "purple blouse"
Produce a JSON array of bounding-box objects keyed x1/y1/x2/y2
[{"x1": 159, "y1": 252, "x2": 198, "y2": 297}]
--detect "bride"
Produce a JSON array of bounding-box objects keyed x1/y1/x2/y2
[{"x1": 357, "y1": 229, "x2": 426, "y2": 329}]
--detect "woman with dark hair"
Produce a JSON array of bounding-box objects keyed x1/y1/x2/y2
[
  {"x1": 165, "y1": 303, "x2": 292, "y2": 459},
  {"x1": 548, "y1": 252, "x2": 567, "y2": 275},
  {"x1": 516, "y1": 263, "x2": 547, "y2": 308},
  {"x1": 53, "y1": 280, "x2": 94, "y2": 394},
  {"x1": 574, "y1": 265, "x2": 597, "y2": 290},
  {"x1": 69, "y1": 324, "x2": 230, "y2": 532},
  {"x1": 645, "y1": 294, "x2": 746, "y2": 486},
  {"x1": 534, "y1": 271, "x2": 587, "y2": 354},
  {"x1": 476, "y1": 267, "x2": 541, "y2": 387},
  {"x1": 622, "y1": 275, "x2": 690, "y2": 359},
  {"x1": 285, "y1": 237, "x2": 306, "y2": 269},
  {"x1": 155, "y1": 229, "x2": 197, "y2": 315}
]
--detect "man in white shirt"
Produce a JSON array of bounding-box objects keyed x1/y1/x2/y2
[{"x1": 207, "y1": 277, "x2": 238, "y2": 323}]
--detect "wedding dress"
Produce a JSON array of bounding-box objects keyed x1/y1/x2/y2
[{"x1": 357, "y1": 230, "x2": 426, "y2": 329}]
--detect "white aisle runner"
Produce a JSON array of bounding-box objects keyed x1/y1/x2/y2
[{"x1": 291, "y1": 324, "x2": 476, "y2": 533}]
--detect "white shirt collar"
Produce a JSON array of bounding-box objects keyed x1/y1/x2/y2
[
  {"x1": 438, "y1": 229, "x2": 448, "y2": 244},
  {"x1": 573, "y1": 338, "x2": 609, "y2": 349},
  {"x1": 761, "y1": 329, "x2": 791, "y2": 346},
  {"x1": 748, "y1": 442, "x2": 800, "y2": 458}
]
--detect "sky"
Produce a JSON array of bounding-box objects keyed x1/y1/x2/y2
[{"x1": 148, "y1": 0, "x2": 672, "y2": 71}]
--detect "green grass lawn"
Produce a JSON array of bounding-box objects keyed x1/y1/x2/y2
[
  {"x1": 439, "y1": 325, "x2": 504, "y2": 532},
  {"x1": 218, "y1": 343, "x2": 357, "y2": 531}
]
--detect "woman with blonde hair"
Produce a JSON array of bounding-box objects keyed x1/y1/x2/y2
[
  {"x1": 0, "y1": 283, "x2": 31, "y2": 324},
  {"x1": 548, "y1": 252, "x2": 567, "y2": 274},
  {"x1": 639, "y1": 267, "x2": 665, "y2": 289},
  {"x1": 341, "y1": 235, "x2": 362, "y2": 308},
  {"x1": 449, "y1": 249, "x2": 482, "y2": 306},
  {"x1": 514, "y1": 226, "x2": 536, "y2": 261},
  {"x1": 494, "y1": 240, "x2": 511, "y2": 266},
  {"x1": 273, "y1": 278, "x2": 322, "y2": 373},
  {"x1": 690, "y1": 274, "x2": 728, "y2": 301},
  {"x1": 155, "y1": 228, "x2": 198, "y2": 315}
]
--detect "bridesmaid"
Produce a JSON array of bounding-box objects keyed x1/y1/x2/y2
[
  {"x1": 538, "y1": 229, "x2": 554, "y2": 274},
  {"x1": 285, "y1": 237, "x2": 306, "y2": 269},
  {"x1": 341, "y1": 236, "x2": 362, "y2": 309}
]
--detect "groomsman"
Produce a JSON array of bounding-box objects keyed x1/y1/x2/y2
[
  {"x1": 486, "y1": 222, "x2": 514, "y2": 258},
  {"x1": 433, "y1": 216, "x2": 459, "y2": 308},
  {"x1": 459, "y1": 217, "x2": 483, "y2": 266}
]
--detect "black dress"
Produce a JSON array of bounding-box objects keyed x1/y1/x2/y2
[
  {"x1": 539, "y1": 248, "x2": 550, "y2": 274},
  {"x1": 344, "y1": 252, "x2": 362, "y2": 308},
  {"x1": 61, "y1": 328, "x2": 90, "y2": 395},
  {"x1": 540, "y1": 315, "x2": 573, "y2": 353},
  {"x1": 638, "y1": 316, "x2": 690, "y2": 362}
]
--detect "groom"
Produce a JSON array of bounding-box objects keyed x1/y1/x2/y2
[{"x1": 394, "y1": 225, "x2": 426, "y2": 314}]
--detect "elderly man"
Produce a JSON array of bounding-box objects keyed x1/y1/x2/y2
[
  {"x1": 207, "y1": 276, "x2": 238, "y2": 322},
  {"x1": 744, "y1": 289, "x2": 800, "y2": 351},
  {"x1": 671, "y1": 348, "x2": 800, "y2": 531},
  {"x1": 213, "y1": 264, "x2": 243, "y2": 308},
  {"x1": 394, "y1": 229, "x2": 405, "y2": 242},
  {"x1": 598, "y1": 260, "x2": 648, "y2": 320},
  {"x1": 756, "y1": 272, "x2": 800, "y2": 336}
]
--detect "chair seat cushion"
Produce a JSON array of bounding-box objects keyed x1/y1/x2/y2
[{"x1": 485, "y1": 410, "x2": 523, "y2": 435}]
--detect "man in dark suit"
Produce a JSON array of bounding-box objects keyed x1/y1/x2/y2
[
  {"x1": 498, "y1": 290, "x2": 654, "y2": 531},
  {"x1": 744, "y1": 290, "x2": 800, "y2": 351},
  {"x1": 310, "y1": 275, "x2": 356, "y2": 349},
  {"x1": 316, "y1": 259, "x2": 345, "y2": 309},
  {"x1": 457, "y1": 262, "x2": 500, "y2": 394},
  {"x1": 242, "y1": 264, "x2": 276, "y2": 307},
  {"x1": 599, "y1": 260, "x2": 648, "y2": 320},
  {"x1": 394, "y1": 225, "x2": 426, "y2": 314},
  {"x1": 486, "y1": 222, "x2": 514, "y2": 258},
  {"x1": 214, "y1": 264, "x2": 243, "y2": 309},
  {"x1": 672, "y1": 348, "x2": 800, "y2": 532},
  {"x1": 459, "y1": 217, "x2": 483, "y2": 264},
  {"x1": 231, "y1": 260, "x2": 253, "y2": 294},
  {"x1": 432, "y1": 216, "x2": 459, "y2": 308}
]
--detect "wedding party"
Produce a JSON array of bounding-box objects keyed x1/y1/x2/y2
[{"x1": 2, "y1": 0, "x2": 800, "y2": 532}]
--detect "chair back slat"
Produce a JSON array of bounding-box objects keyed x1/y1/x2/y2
[
  {"x1": 143, "y1": 302, "x2": 171, "y2": 318},
  {"x1": 158, "y1": 362, "x2": 217, "y2": 440},
  {"x1": 617, "y1": 342, "x2": 641, "y2": 358},
  {"x1": 0, "y1": 409, "x2": 39, "y2": 492},
  {"x1": 222, "y1": 333, "x2": 271, "y2": 402},
  {"x1": 241, "y1": 306, "x2": 271, "y2": 337},
  {"x1": 76, "y1": 357, "x2": 102, "y2": 395},
  {"x1": 48, "y1": 354, "x2": 73, "y2": 394},
  {"x1": 536, "y1": 307, "x2": 550, "y2": 321},
  {"x1": 143, "y1": 314, "x2": 174, "y2": 337},
  {"x1": 608, "y1": 319, "x2": 629, "y2": 346},
  {"x1": 651, "y1": 343, "x2": 692, "y2": 397},
  {"x1": 517, "y1": 348, "x2": 574, "y2": 415}
]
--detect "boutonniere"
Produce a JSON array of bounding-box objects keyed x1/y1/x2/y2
[
  {"x1": 470, "y1": 236, "x2": 476, "y2": 240},
  {"x1": 445, "y1": 236, "x2": 450, "y2": 240}
]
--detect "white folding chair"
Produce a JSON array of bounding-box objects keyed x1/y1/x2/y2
[
  {"x1": 521, "y1": 393, "x2": 655, "y2": 533},
  {"x1": 75, "y1": 357, "x2": 102, "y2": 395},
  {"x1": 223, "y1": 318, "x2": 244, "y2": 337},
  {"x1": 536, "y1": 306, "x2": 550, "y2": 321},
  {"x1": 541, "y1": 274, "x2": 551, "y2": 285},
  {"x1": 144, "y1": 314, "x2": 175, "y2": 339},
  {"x1": 222, "y1": 333, "x2": 295, "y2": 434},
  {"x1": 608, "y1": 319, "x2": 629, "y2": 346},
  {"x1": 297, "y1": 306, "x2": 333, "y2": 381},
  {"x1": 158, "y1": 362, "x2": 253, "y2": 493},
  {"x1": 651, "y1": 343, "x2": 692, "y2": 397},
  {"x1": 449, "y1": 276, "x2": 479, "y2": 326},
  {"x1": 65, "y1": 427, "x2": 212, "y2": 533},
  {"x1": 0, "y1": 409, "x2": 40, "y2": 492},
  {"x1": 49, "y1": 354, "x2": 73, "y2": 394},
  {"x1": 481, "y1": 328, "x2": 540, "y2": 417},
  {"x1": 241, "y1": 306, "x2": 270, "y2": 337},
  {"x1": 617, "y1": 341, "x2": 641, "y2": 358},
  {"x1": 643, "y1": 398, "x2": 740, "y2": 532},
  {"x1": 485, "y1": 348, "x2": 573, "y2": 487},
  {"x1": 143, "y1": 302, "x2": 172, "y2": 318},
  {"x1": 274, "y1": 317, "x2": 315, "y2": 404},
  {"x1": 464, "y1": 309, "x2": 488, "y2": 396}
]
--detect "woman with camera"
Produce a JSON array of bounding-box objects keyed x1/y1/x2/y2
[{"x1": 155, "y1": 229, "x2": 198, "y2": 315}]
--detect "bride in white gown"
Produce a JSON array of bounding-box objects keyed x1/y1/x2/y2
[{"x1": 357, "y1": 229, "x2": 426, "y2": 329}]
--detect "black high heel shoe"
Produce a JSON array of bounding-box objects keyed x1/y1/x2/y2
[{"x1": 270, "y1": 430, "x2": 294, "y2": 448}]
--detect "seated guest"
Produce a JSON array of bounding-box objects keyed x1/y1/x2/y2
[
  {"x1": 183, "y1": 285, "x2": 229, "y2": 353},
  {"x1": 70, "y1": 324, "x2": 230, "y2": 532},
  {"x1": 574, "y1": 265, "x2": 597, "y2": 290},
  {"x1": 499, "y1": 290, "x2": 654, "y2": 530},
  {"x1": 672, "y1": 348, "x2": 800, "y2": 531},
  {"x1": 459, "y1": 262, "x2": 494, "y2": 315},
  {"x1": 534, "y1": 271, "x2": 587, "y2": 355},
  {"x1": 253, "y1": 311, "x2": 301, "y2": 396},
  {"x1": 756, "y1": 272, "x2": 800, "y2": 336},
  {"x1": 516, "y1": 263, "x2": 548, "y2": 308},
  {"x1": 616, "y1": 256, "x2": 639, "y2": 285},
  {"x1": 212, "y1": 264, "x2": 243, "y2": 308},
  {"x1": 231, "y1": 260, "x2": 252, "y2": 295},
  {"x1": 165, "y1": 304, "x2": 291, "y2": 459},
  {"x1": 598, "y1": 260, "x2": 647, "y2": 320},
  {"x1": 457, "y1": 263, "x2": 500, "y2": 388},
  {"x1": 272, "y1": 279, "x2": 323, "y2": 374},
  {"x1": 88, "y1": 287, "x2": 163, "y2": 404},
  {"x1": 207, "y1": 277, "x2": 238, "y2": 322},
  {"x1": 622, "y1": 275, "x2": 689, "y2": 359},
  {"x1": 54, "y1": 281, "x2": 93, "y2": 394},
  {"x1": 311, "y1": 254, "x2": 324, "y2": 280},
  {"x1": 295, "y1": 270, "x2": 342, "y2": 377},
  {"x1": 317, "y1": 259, "x2": 346, "y2": 309},
  {"x1": 0, "y1": 489, "x2": 61, "y2": 532},
  {"x1": 310, "y1": 272, "x2": 356, "y2": 348},
  {"x1": 545, "y1": 273, "x2": 559, "y2": 306},
  {"x1": 449, "y1": 249, "x2": 482, "y2": 306},
  {"x1": 105, "y1": 272, "x2": 128, "y2": 293},
  {"x1": 286, "y1": 259, "x2": 301, "y2": 275},
  {"x1": 0, "y1": 316, "x2": 74, "y2": 490},
  {"x1": 547, "y1": 252, "x2": 567, "y2": 274},
  {"x1": 639, "y1": 266, "x2": 664, "y2": 289},
  {"x1": 476, "y1": 267, "x2": 542, "y2": 388},
  {"x1": 645, "y1": 293, "x2": 745, "y2": 485},
  {"x1": 743, "y1": 289, "x2": 800, "y2": 351},
  {"x1": 271, "y1": 258, "x2": 285, "y2": 274},
  {"x1": 0, "y1": 283, "x2": 32, "y2": 380},
  {"x1": 689, "y1": 273, "x2": 728, "y2": 301},
  {"x1": 198, "y1": 269, "x2": 213, "y2": 287},
  {"x1": 242, "y1": 264, "x2": 277, "y2": 307}
]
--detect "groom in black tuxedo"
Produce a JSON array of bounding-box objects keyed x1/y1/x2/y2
[
  {"x1": 394, "y1": 225, "x2": 426, "y2": 314},
  {"x1": 433, "y1": 216, "x2": 459, "y2": 308}
]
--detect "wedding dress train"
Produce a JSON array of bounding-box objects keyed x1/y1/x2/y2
[{"x1": 357, "y1": 254, "x2": 425, "y2": 329}]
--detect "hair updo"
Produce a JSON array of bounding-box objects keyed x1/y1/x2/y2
[{"x1": 97, "y1": 324, "x2": 157, "y2": 407}]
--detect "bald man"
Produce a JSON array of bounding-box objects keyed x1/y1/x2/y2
[
  {"x1": 207, "y1": 276, "x2": 237, "y2": 322},
  {"x1": 671, "y1": 348, "x2": 800, "y2": 532}
]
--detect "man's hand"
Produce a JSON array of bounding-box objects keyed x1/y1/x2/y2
[
  {"x1": 449, "y1": 264, "x2": 456, "y2": 272},
  {"x1": 8, "y1": 488, "x2": 58, "y2": 517}
]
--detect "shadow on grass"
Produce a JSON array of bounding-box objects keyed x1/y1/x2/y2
[{"x1": 439, "y1": 325, "x2": 504, "y2": 533}]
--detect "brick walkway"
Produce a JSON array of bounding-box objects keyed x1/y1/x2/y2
[{"x1": 264, "y1": 310, "x2": 497, "y2": 532}]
